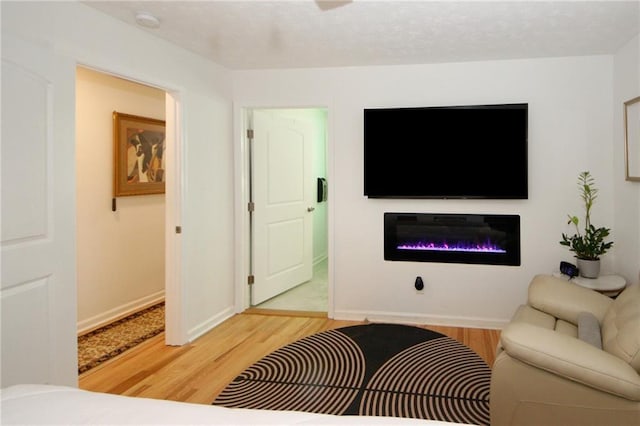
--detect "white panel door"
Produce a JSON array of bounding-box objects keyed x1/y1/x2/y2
[
  {"x1": 1, "y1": 35, "x2": 77, "y2": 386},
  {"x1": 251, "y1": 110, "x2": 313, "y2": 305}
]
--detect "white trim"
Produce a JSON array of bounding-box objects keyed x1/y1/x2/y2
[
  {"x1": 233, "y1": 105, "x2": 251, "y2": 313},
  {"x1": 187, "y1": 306, "x2": 235, "y2": 342},
  {"x1": 333, "y1": 309, "x2": 507, "y2": 330},
  {"x1": 164, "y1": 91, "x2": 187, "y2": 345},
  {"x1": 77, "y1": 291, "x2": 165, "y2": 335},
  {"x1": 325, "y1": 109, "x2": 335, "y2": 319},
  {"x1": 313, "y1": 255, "x2": 328, "y2": 266}
]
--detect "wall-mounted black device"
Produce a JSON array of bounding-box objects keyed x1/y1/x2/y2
[
  {"x1": 317, "y1": 177, "x2": 327, "y2": 202},
  {"x1": 560, "y1": 261, "x2": 579, "y2": 278},
  {"x1": 364, "y1": 103, "x2": 528, "y2": 199}
]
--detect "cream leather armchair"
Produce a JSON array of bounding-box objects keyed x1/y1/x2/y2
[{"x1": 490, "y1": 274, "x2": 640, "y2": 426}]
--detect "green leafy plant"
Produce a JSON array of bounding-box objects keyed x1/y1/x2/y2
[{"x1": 559, "y1": 171, "x2": 613, "y2": 260}]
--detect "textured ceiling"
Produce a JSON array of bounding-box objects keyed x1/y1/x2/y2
[{"x1": 84, "y1": 1, "x2": 640, "y2": 70}]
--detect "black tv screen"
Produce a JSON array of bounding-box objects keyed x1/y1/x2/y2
[{"x1": 364, "y1": 103, "x2": 528, "y2": 199}]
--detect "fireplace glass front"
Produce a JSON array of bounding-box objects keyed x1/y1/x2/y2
[{"x1": 384, "y1": 213, "x2": 521, "y2": 266}]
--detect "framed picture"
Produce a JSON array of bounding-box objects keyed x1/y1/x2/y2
[
  {"x1": 624, "y1": 96, "x2": 640, "y2": 182},
  {"x1": 113, "y1": 111, "x2": 166, "y2": 196}
]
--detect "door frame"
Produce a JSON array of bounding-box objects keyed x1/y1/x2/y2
[
  {"x1": 234, "y1": 105, "x2": 333, "y2": 315},
  {"x1": 75, "y1": 63, "x2": 186, "y2": 345}
]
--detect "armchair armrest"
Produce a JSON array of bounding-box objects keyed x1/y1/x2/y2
[
  {"x1": 528, "y1": 274, "x2": 612, "y2": 323},
  {"x1": 500, "y1": 322, "x2": 640, "y2": 401}
]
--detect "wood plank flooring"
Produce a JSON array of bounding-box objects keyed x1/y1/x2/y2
[{"x1": 79, "y1": 313, "x2": 501, "y2": 405}]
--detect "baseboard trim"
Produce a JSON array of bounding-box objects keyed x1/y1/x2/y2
[
  {"x1": 77, "y1": 291, "x2": 165, "y2": 335},
  {"x1": 188, "y1": 306, "x2": 235, "y2": 342},
  {"x1": 245, "y1": 307, "x2": 327, "y2": 318},
  {"x1": 332, "y1": 309, "x2": 508, "y2": 330},
  {"x1": 313, "y1": 255, "x2": 328, "y2": 266}
]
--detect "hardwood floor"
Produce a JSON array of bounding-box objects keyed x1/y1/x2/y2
[{"x1": 79, "y1": 313, "x2": 501, "y2": 405}]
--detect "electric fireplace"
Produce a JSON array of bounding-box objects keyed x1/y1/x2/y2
[{"x1": 384, "y1": 213, "x2": 521, "y2": 266}]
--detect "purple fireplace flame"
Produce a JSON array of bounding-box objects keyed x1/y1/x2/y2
[{"x1": 397, "y1": 240, "x2": 506, "y2": 254}]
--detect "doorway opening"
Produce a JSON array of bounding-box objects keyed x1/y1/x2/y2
[
  {"x1": 75, "y1": 66, "x2": 183, "y2": 372},
  {"x1": 246, "y1": 108, "x2": 328, "y2": 313}
]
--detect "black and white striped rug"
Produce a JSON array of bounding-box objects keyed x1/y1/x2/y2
[{"x1": 213, "y1": 324, "x2": 490, "y2": 425}]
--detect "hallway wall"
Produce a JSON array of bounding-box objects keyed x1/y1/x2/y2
[{"x1": 76, "y1": 67, "x2": 165, "y2": 333}]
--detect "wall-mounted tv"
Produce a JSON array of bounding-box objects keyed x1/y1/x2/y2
[{"x1": 364, "y1": 103, "x2": 528, "y2": 199}]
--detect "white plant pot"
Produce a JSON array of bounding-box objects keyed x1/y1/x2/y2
[{"x1": 577, "y1": 258, "x2": 600, "y2": 279}]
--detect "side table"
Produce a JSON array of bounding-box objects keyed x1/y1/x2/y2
[{"x1": 554, "y1": 273, "x2": 627, "y2": 298}]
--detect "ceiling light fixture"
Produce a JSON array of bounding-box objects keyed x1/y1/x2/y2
[{"x1": 135, "y1": 11, "x2": 160, "y2": 29}]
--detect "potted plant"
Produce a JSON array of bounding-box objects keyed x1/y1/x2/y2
[{"x1": 560, "y1": 171, "x2": 613, "y2": 278}]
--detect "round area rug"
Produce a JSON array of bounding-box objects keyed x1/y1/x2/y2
[{"x1": 213, "y1": 323, "x2": 491, "y2": 425}]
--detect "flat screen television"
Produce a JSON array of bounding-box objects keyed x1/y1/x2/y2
[{"x1": 364, "y1": 103, "x2": 528, "y2": 199}]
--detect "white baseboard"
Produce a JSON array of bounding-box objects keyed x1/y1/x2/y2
[
  {"x1": 332, "y1": 309, "x2": 508, "y2": 330},
  {"x1": 313, "y1": 254, "x2": 328, "y2": 266},
  {"x1": 77, "y1": 291, "x2": 165, "y2": 335},
  {"x1": 188, "y1": 306, "x2": 235, "y2": 342}
]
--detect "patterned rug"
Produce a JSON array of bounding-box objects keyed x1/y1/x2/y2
[
  {"x1": 213, "y1": 323, "x2": 491, "y2": 425},
  {"x1": 78, "y1": 303, "x2": 165, "y2": 374}
]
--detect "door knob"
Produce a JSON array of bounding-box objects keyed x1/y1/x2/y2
[{"x1": 307, "y1": 207, "x2": 315, "y2": 212}]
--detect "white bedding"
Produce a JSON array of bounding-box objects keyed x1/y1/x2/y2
[{"x1": 1, "y1": 385, "x2": 463, "y2": 425}]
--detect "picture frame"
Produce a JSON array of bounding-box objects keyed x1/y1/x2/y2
[
  {"x1": 113, "y1": 111, "x2": 166, "y2": 196},
  {"x1": 624, "y1": 96, "x2": 640, "y2": 182}
]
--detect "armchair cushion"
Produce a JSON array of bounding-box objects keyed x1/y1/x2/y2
[
  {"x1": 601, "y1": 283, "x2": 640, "y2": 373},
  {"x1": 527, "y1": 275, "x2": 612, "y2": 323},
  {"x1": 500, "y1": 322, "x2": 640, "y2": 401}
]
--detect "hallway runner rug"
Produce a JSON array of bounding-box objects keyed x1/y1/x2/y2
[
  {"x1": 213, "y1": 323, "x2": 491, "y2": 425},
  {"x1": 78, "y1": 302, "x2": 164, "y2": 374}
]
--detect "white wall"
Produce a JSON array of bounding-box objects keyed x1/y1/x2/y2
[
  {"x1": 613, "y1": 34, "x2": 640, "y2": 284},
  {"x1": 76, "y1": 67, "x2": 165, "y2": 332},
  {"x1": 234, "y1": 56, "x2": 616, "y2": 327}
]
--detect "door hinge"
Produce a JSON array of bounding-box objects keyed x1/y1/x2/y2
[
  {"x1": 248, "y1": 202, "x2": 255, "y2": 212},
  {"x1": 247, "y1": 129, "x2": 254, "y2": 139},
  {"x1": 175, "y1": 226, "x2": 182, "y2": 234},
  {"x1": 247, "y1": 275, "x2": 255, "y2": 285}
]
